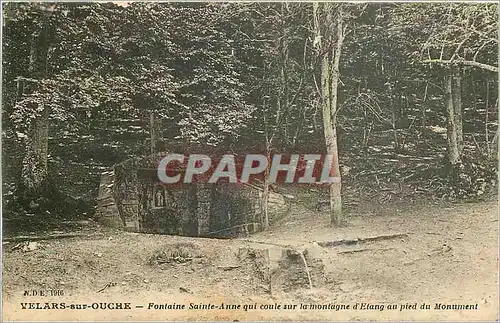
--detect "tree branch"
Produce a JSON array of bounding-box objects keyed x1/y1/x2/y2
[{"x1": 422, "y1": 59, "x2": 498, "y2": 73}]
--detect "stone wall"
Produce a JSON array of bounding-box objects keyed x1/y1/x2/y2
[
  {"x1": 209, "y1": 183, "x2": 260, "y2": 237},
  {"x1": 113, "y1": 158, "x2": 140, "y2": 229},
  {"x1": 137, "y1": 179, "x2": 197, "y2": 235},
  {"x1": 196, "y1": 183, "x2": 211, "y2": 236},
  {"x1": 95, "y1": 152, "x2": 291, "y2": 238},
  {"x1": 95, "y1": 170, "x2": 123, "y2": 228}
]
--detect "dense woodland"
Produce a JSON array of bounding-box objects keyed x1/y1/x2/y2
[{"x1": 2, "y1": 2, "x2": 498, "y2": 231}]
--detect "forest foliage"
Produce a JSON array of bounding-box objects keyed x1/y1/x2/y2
[{"x1": 2, "y1": 2, "x2": 498, "y2": 223}]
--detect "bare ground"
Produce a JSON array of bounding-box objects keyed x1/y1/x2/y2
[{"x1": 2, "y1": 198, "x2": 499, "y2": 321}]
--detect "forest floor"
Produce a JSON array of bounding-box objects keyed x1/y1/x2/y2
[{"x1": 2, "y1": 195, "x2": 499, "y2": 321}]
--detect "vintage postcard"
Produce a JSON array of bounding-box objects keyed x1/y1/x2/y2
[{"x1": 1, "y1": 1, "x2": 499, "y2": 322}]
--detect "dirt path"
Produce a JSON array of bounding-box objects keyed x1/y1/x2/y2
[{"x1": 2, "y1": 199, "x2": 498, "y2": 321}]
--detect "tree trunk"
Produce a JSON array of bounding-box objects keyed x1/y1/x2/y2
[
  {"x1": 420, "y1": 82, "x2": 428, "y2": 141},
  {"x1": 329, "y1": 6, "x2": 344, "y2": 227},
  {"x1": 21, "y1": 15, "x2": 52, "y2": 194},
  {"x1": 490, "y1": 124, "x2": 499, "y2": 159},
  {"x1": 314, "y1": 3, "x2": 343, "y2": 227},
  {"x1": 150, "y1": 112, "x2": 156, "y2": 155},
  {"x1": 452, "y1": 67, "x2": 463, "y2": 153},
  {"x1": 22, "y1": 108, "x2": 50, "y2": 193},
  {"x1": 261, "y1": 163, "x2": 270, "y2": 231},
  {"x1": 260, "y1": 103, "x2": 271, "y2": 231},
  {"x1": 389, "y1": 84, "x2": 399, "y2": 151},
  {"x1": 279, "y1": 3, "x2": 290, "y2": 146},
  {"x1": 445, "y1": 69, "x2": 460, "y2": 168},
  {"x1": 485, "y1": 80, "x2": 490, "y2": 155}
]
